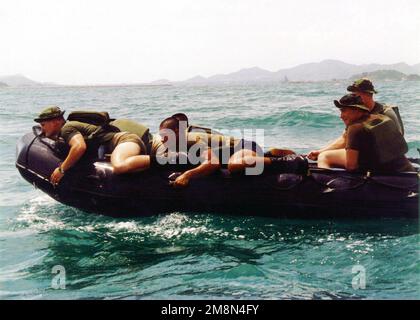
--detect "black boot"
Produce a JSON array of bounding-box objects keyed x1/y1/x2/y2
[{"x1": 269, "y1": 155, "x2": 308, "y2": 174}]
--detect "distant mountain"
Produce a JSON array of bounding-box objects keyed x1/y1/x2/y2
[
  {"x1": 0, "y1": 74, "x2": 42, "y2": 87},
  {"x1": 412, "y1": 63, "x2": 420, "y2": 74},
  {"x1": 0, "y1": 81, "x2": 8, "y2": 87},
  {"x1": 207, "y1": 67, "x2": 275, "y2": 83},
  {"x1": 183, "y1": 75, "x2": 207, "y2": 84},
  {"x1": 350, "y1": 70, "x2": 420, "y2": 81},
  {"x1": 5, "y1": 60, "x2": 420, "y2": 87},
  {"x1": 184, "y1": 67, "x2": 275, "y2": 84},
  {"x1": 181, "y1": 60, "x2": 420, "y2": 84}
]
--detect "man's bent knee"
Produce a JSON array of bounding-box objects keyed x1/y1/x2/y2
[{"x1": 317, "y1": 149, "x2": 346, "y2": 169}]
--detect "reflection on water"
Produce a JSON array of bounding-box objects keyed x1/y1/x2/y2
[{"x1": 0, "y1": 193, "x2": 417, "y2": 299}]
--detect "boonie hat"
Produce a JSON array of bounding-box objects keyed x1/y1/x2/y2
[
  {"x1": 347, "y1": 78, "x2": 377, "y2": 94},
  {"x1": 333, "y1": 94, "x2": 370, "y2": 111},
  {"x1": 34, "y1": 106, "x2": 65, "y2": 122}
]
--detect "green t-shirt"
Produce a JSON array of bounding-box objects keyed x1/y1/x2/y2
[
  {"x1": 60, "y1": 121, "x2": 116, "y2": 145},
  {"x1": 346, "y1": 122, "x2": 375, "y2": 170},
  {"x1": 150, "y1": 134, "x2": 209, "y2": 158}
]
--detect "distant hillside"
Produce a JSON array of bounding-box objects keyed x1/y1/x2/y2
[
  {"x1": 407, "y1": 74, "x2": 420, "y2": 81},
  {"x1": 180, "y1": 60, "x2": 420, "y2": 84},
  {"x1": 0, "y1": 81, "x2": 8, "y2": 87},
  {"x1": 183, "y1": 75, "x2": 207, "y2": 84},
  {"x1": 350, "y1": 70, "x2": 420, "y2": 81},
  {"x1": 0, "y1": 74, "x2": 41, "y2": 87},
  {"x1": 408, "y1": 63, "x2": 420, "y2": 74},
  {"x1": 0, "y1": 74, "x2": 62, "y2": 87}
]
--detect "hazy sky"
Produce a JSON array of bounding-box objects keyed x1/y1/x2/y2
[{"x1": 1, "y1": 0, "x2": 419, "y2": 84}]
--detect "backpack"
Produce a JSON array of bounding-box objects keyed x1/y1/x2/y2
[{"x1": 67, "y1": 111, "x2": 121, "y2": 139}]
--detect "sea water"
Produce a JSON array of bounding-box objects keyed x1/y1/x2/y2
[{"x1": 0, "y1": 81, "x2": 419, "y2": 299}]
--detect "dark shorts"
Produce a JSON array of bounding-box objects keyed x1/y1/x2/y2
[
  {"x1": 109, "y1": 132, "x2": 147, "y2": 154},
  {"x1": 212, "y1": 139, "x2": 264, "y2": 168}
]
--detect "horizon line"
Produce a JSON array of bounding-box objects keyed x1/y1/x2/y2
[{"x1": 1, "y1": 59, "x2": 419, "y2": 87}]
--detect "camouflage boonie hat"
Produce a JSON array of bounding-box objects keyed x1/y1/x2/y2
[
  {"x1": 34, "y1": 106, "x2": 65, "y2": 122},
  {"x1": 347, "y1": 78, "x2": 377, "y2": 94},
  {"x1": 334, "y1": 94, "x2": 370, "y2": 111}
]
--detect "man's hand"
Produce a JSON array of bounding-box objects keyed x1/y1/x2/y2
[
  {"x1": 171, "y1": 173, "x2": 191, "y2": 188},
  {"x1": 307, "y1": 150, "x2": 321, "y2": 161},
  {"x1": 50, "y1": 167, "x2": 65, "y2": 185}
]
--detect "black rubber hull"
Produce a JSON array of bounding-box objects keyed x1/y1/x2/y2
[{"x1": 16, "y1": 130, "x2": 419, "y2": 219}]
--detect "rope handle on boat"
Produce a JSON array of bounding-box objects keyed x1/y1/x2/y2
[
  {"x1": 32, "y1": 125, "x2": 60, "y2": 154},
  {"x1": 407, "y1": 148, "x2": 420, "y2": 165},
  {"x1": 407, "y1": 158, "x2": 420, "y2": 165}
]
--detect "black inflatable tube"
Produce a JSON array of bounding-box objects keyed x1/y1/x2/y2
[{"x1": 15, "y1": 130, "x2": 419, "y2": 219}]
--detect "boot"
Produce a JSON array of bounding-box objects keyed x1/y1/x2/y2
[{"x1": 269, "y1": 154, "x2": 308, "y2": 174}]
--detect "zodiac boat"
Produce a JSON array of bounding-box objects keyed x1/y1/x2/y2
[{"x1": 16, "y1": 126, "x2": 419, "y2": 219}]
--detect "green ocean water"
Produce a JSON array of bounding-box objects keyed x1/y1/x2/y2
[{"x1": 0, "y1": 81, "x2": 419, "y2": 299}]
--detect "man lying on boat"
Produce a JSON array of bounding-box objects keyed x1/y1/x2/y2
[
  {"x1": 316, "y1": 94, "x2": 414, "y2": 173},
  {"x1": 33, "y1": 106, "x2": 306, "y2": 189},
  {"x1": 149, "y1": 116, "x2": 221, "y2": 187},
  {"x1": 171, "y1": 112, "x2": 295, "y2": 157},
  {"x1": 34, "y1": 106, "x2": 154, "y2": 186},
  {"x1": 158, "y1": 114, "x2": 308, "y2": 177}
]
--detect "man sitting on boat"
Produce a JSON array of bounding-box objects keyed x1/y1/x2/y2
[
  {"x1": 316, "y1": 94, "x2": 413, "y2": 172},
  {"x1": 308, "y1": 78, "x2": 405, "y2": 162},
  {"x1": 34, "y1": 106, "x2": 153, "y2": 185}
]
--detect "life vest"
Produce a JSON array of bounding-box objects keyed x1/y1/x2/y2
[
  {"x1": 363, "y1": 114, "x2": 408, "y2": 164},
  {"x1": 67, "y1": 111, "x2": 120, "y2": 140},
  {"x1": 67, "y1": 111, "x2": 114, "y2": 126},
  {"x1": 186, "y1": 125, "x2": 236, "y2": 148},
  {"x1": 382, "y1": 105, "x2": 404, "y2": 136}
]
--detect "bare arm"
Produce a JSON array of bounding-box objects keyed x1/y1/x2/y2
[
  {"x1": 50, "y1": 133, "x2": 87, "y2": 184},
  {"x1": 319, "y1": 133, "x2": 346, "y2": 152},
  {"x1": 308, "y1": 131, "x2": 346, "y2": 160},
  {"x1": 345, "y1": 149, "x2": 359, "y2": 171},
  {"x1": 172, "y1": 149, "x2": 220, "y2": 188}
]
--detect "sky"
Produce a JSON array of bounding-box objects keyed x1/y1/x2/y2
[{"x1": 1, "y1": 0, "x2": 419, "y2": 84}]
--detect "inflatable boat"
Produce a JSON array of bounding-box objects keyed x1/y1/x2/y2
[{"x1": 16, "y1": 126, "x2": 419, "y2": 219}]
